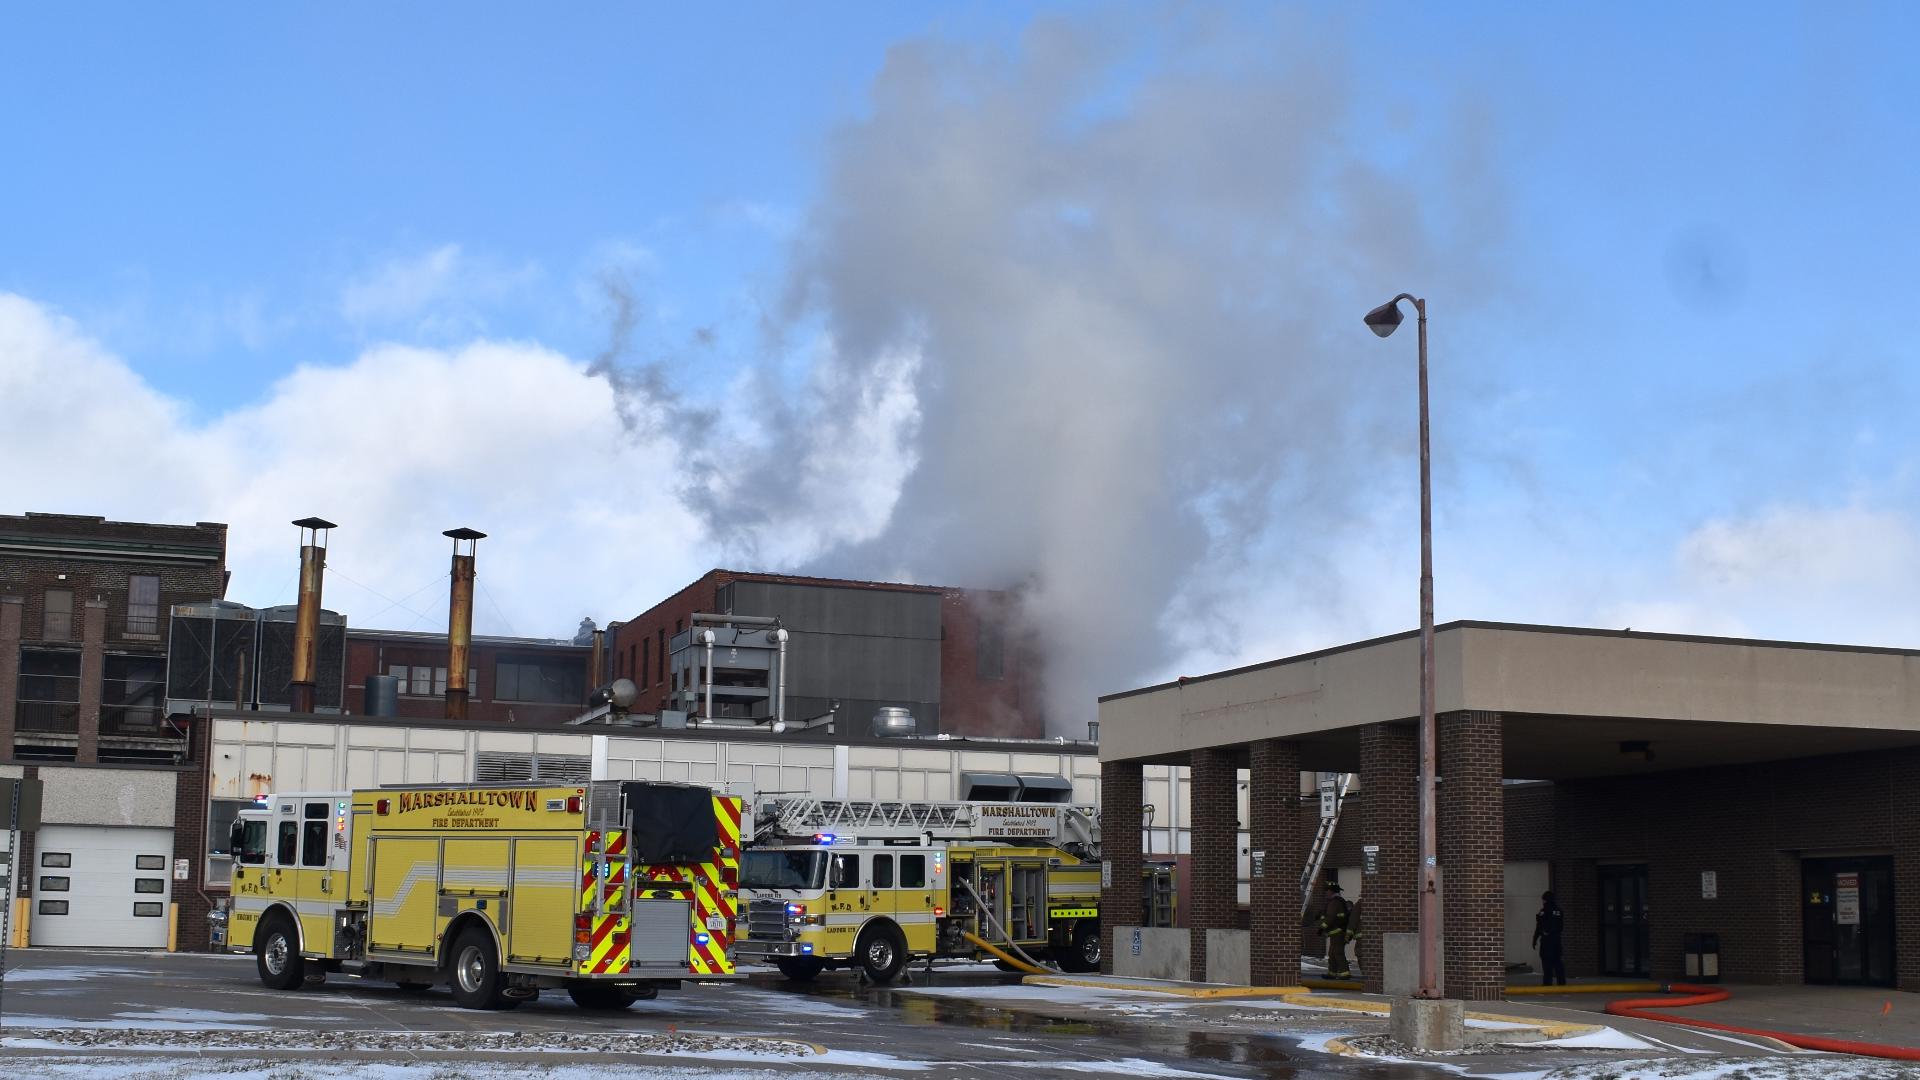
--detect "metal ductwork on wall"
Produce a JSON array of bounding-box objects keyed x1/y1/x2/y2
[
  {"x1": 288, "y1": 517, "x2": 335, "y2": 713},
  {"x1": 442, "y1": 527, "x2": 485, "y2": 721}
]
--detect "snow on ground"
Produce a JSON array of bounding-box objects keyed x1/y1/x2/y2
[
  {"x1": 0, "y1": 1063, "x2": 919, "y2": 1080},
  {"x1": 1496, "y1": 1058, "x2": 1920, "y2": 1080},
  {"x1": 0, "y1": 967, "x2": 101, "y2": 983}
]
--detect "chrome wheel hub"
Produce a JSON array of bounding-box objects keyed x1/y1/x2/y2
[
  {"x1": 457, "y1": 946, "x2": 487, "y2": 994},
  {"x1": 263, "y1": 935, "x2": 288, "y2": 975}
]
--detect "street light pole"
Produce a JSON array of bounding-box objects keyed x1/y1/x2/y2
[{"x1": 1366, "y1": 292, "x2": 1440, "y2": 1001}]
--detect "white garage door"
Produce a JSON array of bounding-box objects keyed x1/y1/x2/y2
[{"x1": 30, "y1": 825, "x2": 174, "y2": 948}]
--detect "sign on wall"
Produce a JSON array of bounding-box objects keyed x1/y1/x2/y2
[
  {"x1": 1836, "y1": 872, "x2": 1861, "y2": 926},
  {"x1": 1319, "y1": 774, "x2": 1338, "y2": 819},
  {"x1": 1362, "y1": 844, "x2": 1380, "y2": 876},
  {"x1": 1250, "y1": 850, "x2": 1266, "y2": 878},
  {"x1": 1700, "y1": 870, "x2": 1717, "y2": 900}
]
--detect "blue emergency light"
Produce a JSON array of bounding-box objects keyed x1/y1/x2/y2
[{"x1": 814, "y1": 832, "x2": 837, "y2": 846}]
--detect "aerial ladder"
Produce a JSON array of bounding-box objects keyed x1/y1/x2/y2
[
  {"x1": 1300, "y1": 773, "x2": 1355, "y2": 915},
  {"x1": 754, "y1": 798, "x2": 1100, "y2": 856}
]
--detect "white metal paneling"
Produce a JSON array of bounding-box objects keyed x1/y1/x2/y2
[{"x1": 30, "y1": 825, "x2": 174, "y2": 948}]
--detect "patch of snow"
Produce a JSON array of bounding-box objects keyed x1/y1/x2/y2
[
  {"x1": 0, "y1": 967, "x2": 98, "y2": 983},
  {"x1": 1537, "y1": 1027, "x2": 1660, "y2": 1051}
]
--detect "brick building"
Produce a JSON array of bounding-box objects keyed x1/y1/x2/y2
[
  {"x1": 1096, "y1": 622, "x2": 1920, "y2": 998},
  {"x1": 607, "y1": 570, "x2": 1042, "y2": 739},
  {"x1": 0, "y1": 512, "x2": 227, "y2": 763},
  {"x1": 0, "y1": 512, "x2": 227, "y2": 951},
  {"x1": 342, "y1": 627, "x2": 591, "y2": 725}
]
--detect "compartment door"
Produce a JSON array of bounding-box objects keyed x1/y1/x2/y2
[
  {"x1": 509, "y1": 837, "x2": 576, "y2": 966},
  {"x1": 368, "y1": 837, "x2": 440, "y2": 956}
]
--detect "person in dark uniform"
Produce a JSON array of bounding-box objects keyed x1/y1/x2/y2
[
  {"x1": 1533, "y1": 890, "x2": 1566, "y2": 986},
  {"x1": 1316, "y1": 879, "x2": 1355, "y2": 979}
]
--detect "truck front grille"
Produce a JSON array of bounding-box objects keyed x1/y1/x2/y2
[{"x1": 746, "y1": 898, "x2": 791, "y2": 941}]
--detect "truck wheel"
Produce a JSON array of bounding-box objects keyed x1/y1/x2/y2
[
  {"x1": 856, "y1": 924, "x2": 907, "y2": 985},
  {"x1": 1059, "y1": 922, "x2": 1101, "y2": 973},
  {"x1": 774, "y1": 957, "x2": 824, "y2": 982},
  {"x1": 448, "y1": 926, "x2": 510, "y2": 1010},
  {"x1": 567, "y1": 982, "x2": 639, "y2": 1010},
  {"x1": 256, "y1": 915, "x2": 306, "y2": 991}
]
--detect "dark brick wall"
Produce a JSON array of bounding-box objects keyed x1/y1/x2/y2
[
  {"x1": 937, "y1": 589, "x2": 1043, "y2": 739},
  {"x1": 173, "y1": 716, "x2": 214, "y2": 952},
  {"x1": 1439, "y1": 710, "x2": 1504, "y2": 999},
  {"x1": 1358, "y1": 722, "x2": 1418, "y2": 993},
  {"x1": 1504, "y1": 782, "x2": 1555, "y2": 862},
  {"x1": 0, "y1": 597, "x2": 20, "y2": 759},
  {"x1": 1187, "y1": 747, "x2": 1239, "y2": 981},
  {"x1": 1099, "y1": 760, "x2": 1144, "y2": 975},
  {"x1": 0, "y1": 514, "x2": 227, "y2": 648},
  {"x1": 608, "y1": 570, "x2": 1043, "y2": 739},
  {"x1": 342, "y1": 633, "x2": 589, "y2": 724},
  {"x1": 1553, "y1": 746, "x2": 1920, "y2": 988},
  {"x1": 1249, "y1": 739, "x2": 1304, "y2": 985}
]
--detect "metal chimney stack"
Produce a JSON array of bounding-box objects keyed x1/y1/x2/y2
[
  {"x1": 443, "y1": 527, "x2": 486, "y2": 721},
  {"x1": 588, "y1": 628, "x2": 607, "y2": 694},
  {"x1": 289, "y1": 517, "x2": 336, "y2": 713}
]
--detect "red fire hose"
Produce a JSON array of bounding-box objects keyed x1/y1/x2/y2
[{"x1": 1605, "y1": 983, "x2": 1920, "y2": 1061}]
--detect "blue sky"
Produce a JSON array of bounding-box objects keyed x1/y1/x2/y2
[{"x1": 3, "y1": 4, "x2": 1918, "y2": 718}]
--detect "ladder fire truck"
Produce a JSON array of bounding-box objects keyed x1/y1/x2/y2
[
  {"x1": 737, "y1": 797, "x2": 1108, "y2": 983},
  {"x1": 225, "y1": 781, "x2": 745, "y2": 1010}
]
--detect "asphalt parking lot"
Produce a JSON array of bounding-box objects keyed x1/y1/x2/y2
[{"x1": 0, "y1": 948, "x2": 1900, "y2": 1080}]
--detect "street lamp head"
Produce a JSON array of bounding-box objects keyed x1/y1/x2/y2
[{"x1": 1364, "y1": 299, "x2": 1405, "y2": 338}]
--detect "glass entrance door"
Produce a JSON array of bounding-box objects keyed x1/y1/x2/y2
[
  {"x1": 1803, "y1": 856, "x2": 1895, "y2": 987},
  {"x1": 1598, "y1": 864, "x2": 1650, "y2": 978}
]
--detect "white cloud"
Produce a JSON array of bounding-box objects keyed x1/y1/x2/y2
[
  {"x1": 339, "y1": 245, "x2": 544, "y2": 335},
  {"x1": 1680, "y1": 505, "x2": 1920, "y2": 591},
  {"x1": 0, "y1": 292, "x2": 707, "y2": 638}
]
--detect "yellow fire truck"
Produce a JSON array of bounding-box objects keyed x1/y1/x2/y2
[
  {"x1": 226, "y1": 781, "x2": 745, "y2": 1010},
  {"x1": 737, "y1": 798, "x2": 1107, "y2": 983}
]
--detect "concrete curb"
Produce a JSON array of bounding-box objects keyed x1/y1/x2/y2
[
  {"x1": 1021, "y1": 975, "x2": 1309, "y2": 999},
  {"x1": 1282, "y1": 993, "x2": 1606, "y2": 1046}
]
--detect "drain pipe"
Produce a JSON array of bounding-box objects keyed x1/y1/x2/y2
[
  {"x1": 773, "y1": 628, "x2": 788, "y2": 731},
  {"x1": 701, "y1": 629, "x2": 715, "y2": 722}
]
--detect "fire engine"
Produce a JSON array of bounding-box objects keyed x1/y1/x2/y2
[
  {"x1": 225, "y1": 780, "x2": 745, "y2": 1010},
  {"x1": 737, "y1": 797, "x2": 1110, "y2": 983}
]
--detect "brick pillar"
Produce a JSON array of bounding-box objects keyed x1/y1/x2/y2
[
  {"x1": 173, "y1": 715, "x2": 213, "y2": 952},
  {"x1": 1894, "y1": 748, "x2": 1920, "y2": 992},
  {"x1": 1188, "y1": 747, "x2": 1238, "y2": 982},
  {"x1": 0, "y1": 596, "x2": 22, "y2": 760},
  {"x1": 1358, "y1": 722, "x2": 1418, "y2": 994},
  {"x1": 77, "y1": 599, "x2": 106, "y2": 764},
  {"x1": 1099, "y1": 759, "x2": 1144, "y2": 976},
  {"x1": 1439, "y1": 710, "x2": 1504, "y2": 1000},
  {"x1": 1248, "y1": 738, "x2": 1304, "y2": 986}
]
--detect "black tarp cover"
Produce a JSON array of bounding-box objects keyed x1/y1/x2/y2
[{"x1": 624, "y1": 782, "x2": 719, "y2": 863}]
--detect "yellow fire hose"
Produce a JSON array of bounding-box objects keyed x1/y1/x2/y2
[
  {"x1": 962, "y1": 931, "x2": 1053, "y2": 975},
  {"x1": 1300, "y1": 977, "x2": 1663, "y2": 995},
  {"x1": 953, "y1": 876, "x2": 1062, "y2": 976}
]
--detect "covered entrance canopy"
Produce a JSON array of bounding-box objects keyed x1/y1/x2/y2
[{"x1": 1094, "y1": 621, "x2": 1920, "y2": 997}]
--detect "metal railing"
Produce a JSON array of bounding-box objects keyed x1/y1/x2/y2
[
  {"x1": 111, "y1": 613, "x2": 165, "y2": 640},
  {"x1": 15, "y1": 700, "x2": 79, "y2": 734}
]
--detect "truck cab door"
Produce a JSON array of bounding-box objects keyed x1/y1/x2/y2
[{"x1": 295, "y1": 798, "x2": 340, "y2": 955}]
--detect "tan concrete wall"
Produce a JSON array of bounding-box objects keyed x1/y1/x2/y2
[
  {"x1": 1458, "y1": 625, "x2": 1920, "y2": 729},
  {"x1": 37, "y1": 766, "x2": 176, "y2": 827},
  {"x1": 1100, "y1": 624, "x2": 1920, "y2": 763}
]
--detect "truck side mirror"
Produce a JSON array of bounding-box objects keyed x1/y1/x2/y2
[{"x1": 228, "y1": 819, "x2": 247, "y2": 858}]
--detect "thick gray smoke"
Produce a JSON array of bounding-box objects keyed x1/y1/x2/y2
[{"x1": 653, "y1": 18, "x2": 1506, "y2": 732}]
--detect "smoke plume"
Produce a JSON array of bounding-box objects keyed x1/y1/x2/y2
[{"x1": 631, "y1": 17, "x2": 1508, "y2": 732}]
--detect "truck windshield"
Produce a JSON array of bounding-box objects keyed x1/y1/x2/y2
[{"x1": 741, "y1": 849, "x2": 827, "y2": 890}]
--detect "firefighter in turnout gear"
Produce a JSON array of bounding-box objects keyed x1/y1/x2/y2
[{"x1": 1316, "y1": 879, "x2": 1356, "y2": 979}]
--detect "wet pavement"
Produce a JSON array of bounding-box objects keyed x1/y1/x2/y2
[
  {"x1": 0, "y1": 949, "x2": 1436, "y2": 1078},
  {"x1": 0, "y1": 948, "x2": 1867, "y2": 1079}
]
